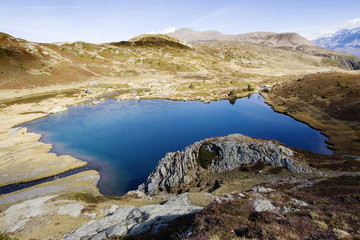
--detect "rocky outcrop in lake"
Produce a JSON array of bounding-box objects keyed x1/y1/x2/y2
[{"x1": 139, "y1": 134, "x2": 310, "y2": 195}]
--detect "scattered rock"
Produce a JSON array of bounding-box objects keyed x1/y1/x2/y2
[
  {"x1": 291, "y1": 198, "x2": 309, "y2": 207},
  {"x1": 333, "y1": 228, "x2": 351, "y2": 238},
  {"x1": 238, "y1": 193, "x2": 245, "y2": 198},
  {"x1": 91, "y1": 101, "x2": 101, "y2": 105},
  {"x1": 62, "y1": 194, "x2": 202, "y2": 239},
  {"x1": 253, "y1": 198, "x2": 277, "y2": 212},
  {"x1": 125, "y1": 190, "x2": 147, "y2": 199},
  {"x1": 251, "y1": 187, "x2": 274, "y2": 193},
  {"x1": 58, "y1": 203, "x2": 84, "y2": 218},
  {"x1": 85, "y1": 87, "x2": 93, "y2": 94},
  {"x1": 85, "y1": 212, "x2": 97, "y2": 219},
  {"x1": 1, "y1": 195, "x2": 56, "y2": 233},
  {"x1": 47, "y1": 106, "x2": 67, "y2": 114},
  {"x1": 297, "y1": 73, "x2": 310, "y2": 81},
  {"x1": 164, "y1": 192, "x2": 192, "y2": 206},
  {"x1": 280, "y1": 206, "x2": 292, "y2": 213},
  {"x1": 134, "y1": 96, "x2": 140, "y2": 101},
  {"x1": 104, "y1": 205, "x2": 119, "y2": 216}
]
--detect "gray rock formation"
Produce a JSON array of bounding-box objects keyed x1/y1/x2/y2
[
  {"x1": 139, "y1": 134, "x2": 310, "y2": 195},
  {"x1": 62, "y1": 193, "x2": 202, "y2": 240},
  {"x1": 58, "y1": 203, "x2": 84, "y2": 218},
  {"x1": 1, "y1": 195, "x2": 57, "y2": 233},
  {"x1": 253, "y1": 198, "x2": 277, "y2": 212}
]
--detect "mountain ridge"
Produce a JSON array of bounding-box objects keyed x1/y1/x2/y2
[
  {"x1": 168, "y1": 28, "x2": 317, "y2": 49},
  {"x1": 314, "y1": 26, "x2": 360, "y2": 57}
]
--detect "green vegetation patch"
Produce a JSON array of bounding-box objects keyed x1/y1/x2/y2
[
  {"x1": 196, "y1": 144, "x2": 218, "y2": 169},
  {"x1": 267, "y1": 166, "x2": 286, "y2": 174},
  {"x1": 0, "y1": 233, "x2": 18, "y2": 240},
  {"x1": 66, "y1": 192, "x2": 119, "y2": 203}
]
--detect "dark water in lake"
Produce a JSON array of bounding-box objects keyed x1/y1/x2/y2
[{"x1": 22, "y1": 94, "x2": 332, "y2": 195}]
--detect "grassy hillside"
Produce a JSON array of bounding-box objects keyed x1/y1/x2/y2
[
  {"x1": 264, "y1": 71, "x2": 360, "y2": 155},
  {"x1": 1, "y1": 32, "x2": 359, "y2": 90}
]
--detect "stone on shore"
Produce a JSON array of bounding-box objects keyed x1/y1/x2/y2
[
  {"x1": 62, "y1": 193, "x2": 202, "y2": 240},
  {"x1": 47, "y1": 106, "x2": 67, "y2": 114}
]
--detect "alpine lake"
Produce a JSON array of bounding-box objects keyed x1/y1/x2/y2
[{"x1": 22, "y1": 94, "x2": 332, "y2": 196}]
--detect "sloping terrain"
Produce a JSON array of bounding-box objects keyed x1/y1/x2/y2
[
  {"x1": 263, "y1": 71, "x2": 360, "y2": 155},
  {"x1": 1, "y1": 31, "x2": 359, "y2": 92}
]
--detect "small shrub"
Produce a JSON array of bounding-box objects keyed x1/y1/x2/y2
[
  {"x1": 197, "y1": 145, "x2": 217, "y2": 169},
  {"x1": 66, "y1": 192, "x2": 117, "y2": 203},
  {"x1": 189, "y1": 83, "x2": 195, "y2": 89},
  {"x1": 0, "y1": 233, "x2": 18, "y2": 240},
  {"x1": 228, "y1": 90, "x2": 236, "y2": 97},
  {"x1": 244, "y1": 84, "x2": 254, "y2": 91},
  {"x1": 252, "y1": 161, "x2": 267, "y2": 171},
  {"x1": 240, "y1": 164, "x2": 252, "y2": 172},
  {"x1": 267, "y1": 166, "x2": 284, "y2": 174}
]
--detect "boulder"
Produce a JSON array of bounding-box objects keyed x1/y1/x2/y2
[
  {"x1": 251, "y1": 187, "x2": 274, "y2": 193},
  {"x1": 253, "y1": 198, "x2": 277, "y2": 212},
  {"x1": 47, "y1": 106, "x2": 67, "y2": 114},
  {"x1": 62, "y1": 193, "x2": 202, "y2": 240},
  {"x1": 1, "y1": 195, "x2": 57, "y2": 233},
  {"x1": 104, "y1": 205, "x2": 119, "y2": 216},
  {"x1": 58, "y1": 203, "x2": 84, "y2": 218}
]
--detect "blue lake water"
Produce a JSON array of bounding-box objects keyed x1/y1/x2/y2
[{"x1": 22, "y1": 94, "x2": 332, "y2": 195}]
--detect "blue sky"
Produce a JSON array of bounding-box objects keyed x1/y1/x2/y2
[{"x1": 0, "y1": 0, "x2": 359, "y2": 43}]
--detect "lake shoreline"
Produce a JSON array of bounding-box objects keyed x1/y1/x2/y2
[
  {"x1": 21, "y1": 95, "x2": 331, "y2": 195},
  {"x1": 0, "y1": 73, "x2": 354, "y2": 201}
]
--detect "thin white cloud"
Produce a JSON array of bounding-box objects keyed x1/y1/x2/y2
[
  {"x1": 16, "y1": 6, "x2": 84, "y2": 9},
  {"x1": 162, "y1": 26, "x2": 176, "y2": 34},
  {"x1": 289, "y1": 17, "x2": 360, "y2": 40},
  {"x1": 147, "y1": 26, "x2": 176, "y2": 35}
]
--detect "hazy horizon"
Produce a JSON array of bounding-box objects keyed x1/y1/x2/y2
[{"x1": 1, "y1": 0, "x2": 359, "y2": 43}]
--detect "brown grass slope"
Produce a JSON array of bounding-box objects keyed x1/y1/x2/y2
[
  {"x1": 1, "y1": 32, "x2": 359, "y2": 91},
  {"x1": 263, "y1": 71, "x2": 360, "y2": 155}
]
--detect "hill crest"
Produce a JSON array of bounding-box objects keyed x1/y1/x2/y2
[{"x1": 168, "y1": 28, "x2": 317, "y2": 49}]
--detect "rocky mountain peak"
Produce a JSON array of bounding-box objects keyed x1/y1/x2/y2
[{"x1": 314, "y1": 26, "x2": 360, "y2": 57}]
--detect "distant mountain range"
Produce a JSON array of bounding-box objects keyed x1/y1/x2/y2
[
  {"x1": 314, "y1": 27, "x2": 360, "y2": 58},
  {"x1": 168, "y1": 28, "x2": 317, "y2": 50}
]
